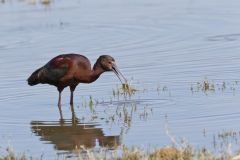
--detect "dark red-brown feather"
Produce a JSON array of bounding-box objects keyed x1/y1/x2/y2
[{"x1": 27, "y1": 54, "x2": 125, "y2": 106}]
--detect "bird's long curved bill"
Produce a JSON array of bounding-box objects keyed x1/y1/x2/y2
[{"x1": 112, "y1": 64, "x2": 127, "y2": 84}]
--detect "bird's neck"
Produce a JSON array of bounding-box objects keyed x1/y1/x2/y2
[{"x1": 88, "y1": 65, "x2": 105, "y2": 83}]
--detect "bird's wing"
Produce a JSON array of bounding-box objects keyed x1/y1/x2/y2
[{"x1": 42, "y1": 56, "x2": 72, "y2": 84}]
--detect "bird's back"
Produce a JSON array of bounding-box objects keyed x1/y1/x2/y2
[{"x1": 28, "y1": 54, "x2": 92, "y2": 87}]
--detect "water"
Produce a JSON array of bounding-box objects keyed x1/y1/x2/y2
[{"x1": 1, "y1": 0, "x2": 240, "y2": 158}]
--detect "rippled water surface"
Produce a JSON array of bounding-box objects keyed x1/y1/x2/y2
[{"x1": 1, "y1": 0, "x2": 240, "y2": 158}]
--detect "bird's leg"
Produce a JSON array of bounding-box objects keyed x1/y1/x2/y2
[
  {"x1": 57, "y1": 88, "x2": 63, "y2": 107},
  {"x1": 57, "y1": 89, "x2": 64, "y2": 120},
  {"x1": 70, "y1": 92, "x2": 73, "y2": 105},
  {"x1": 70, "y1": 85, "x2": 77, "y2": 105},
  {"x1": 58, "y1": 91, "x2": 62, "y2": 107},
  {"x1": 70, "y1": 104, "x2": 78, "y2": 124},
  {"x1": 58, "y1": 103, "x2": 63, "y2": 120}
]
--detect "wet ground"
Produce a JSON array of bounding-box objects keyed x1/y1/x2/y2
[{"x1": 1, "y1": 0, "x2": 240, "y2": 158}]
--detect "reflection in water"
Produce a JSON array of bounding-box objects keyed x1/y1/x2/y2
[
  {"x1": 31, "y1": 119, "x2": 121, "y2": 151},
  {"x1": 31, "y1": 104, "x2": 121, "y2": 151},
  {"x1": 31, "y1": 99, "x2": 153, "y2": 153}
]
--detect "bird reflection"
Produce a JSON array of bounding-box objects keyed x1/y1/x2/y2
[{"x1": 31, "y1": 105, "x2": 121, "y2": 151}]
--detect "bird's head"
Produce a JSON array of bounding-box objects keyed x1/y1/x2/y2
[{"x1": 95, "y1": 55, "x2": 127, "y2": 84}]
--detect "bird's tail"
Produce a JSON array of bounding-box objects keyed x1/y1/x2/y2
[{"x1": 27, "y1": 67, "x2": 45, "y2": 86}]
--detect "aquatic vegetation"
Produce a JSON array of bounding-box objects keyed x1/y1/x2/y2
[
  {"x1": 1, "y1": 0, "x2": 53, "y2": 5},
  {"x1": 190, "y1": 78, "x2": 239, "y2": 94},
  {"x1": 139, "y1": 105, "x2": 153, "y2": 121},
  {"x1": 211, "y1": 129, "x2": 240, "y2": 154},
  {"x1": 1, "y1": 144, "x2": 239, "y2": 160},
  {"x1": 113, "y1": 82, "x2": 138, "y2": 98},
  {"x1": 157, "y1": 85, "x2": 168, "y2": 92},
  {"x1": 2, "y1": 119, "x2": 240, "y2": 160},
  {"x1": 40, "y1": 0, "x2": 51, "y2": 5},
  {"x1": 27, "y1": 0, "x2": 52, "y2": 5},
  {"x1": 156, "y1": 84, "x2": 171, "y2": 97},
  {"x1": 149, "y1": 146, "x2": 193, "y2": 160},
  {"x1": 0, "y1": 146, "x2": 28, "y2": 160},
  {"x1": 76, "y1": 94, "x2": 153, "y2": 131},
  {"x1": 190, "y1": 79, "x2": 215, "y2": 93},
  {"x1": 89, "y1": 96, "x2": 95, "y2": 113},
  {"x1": 217, "y1": 130, "x2": 240, "y2": 140}
]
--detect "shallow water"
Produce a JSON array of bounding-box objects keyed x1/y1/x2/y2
[{"x1": 1, "y1": 0, "x2": 240, "y2": 158}]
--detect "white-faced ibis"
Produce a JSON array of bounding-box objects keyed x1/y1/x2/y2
[{"x1": 27, "y1": 54, "x2": 127, "y2": 106}]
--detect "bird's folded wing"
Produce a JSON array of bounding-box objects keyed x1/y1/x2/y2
[{"x1": 43, "y1": 56, "x2": 72, "y2": 83}]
